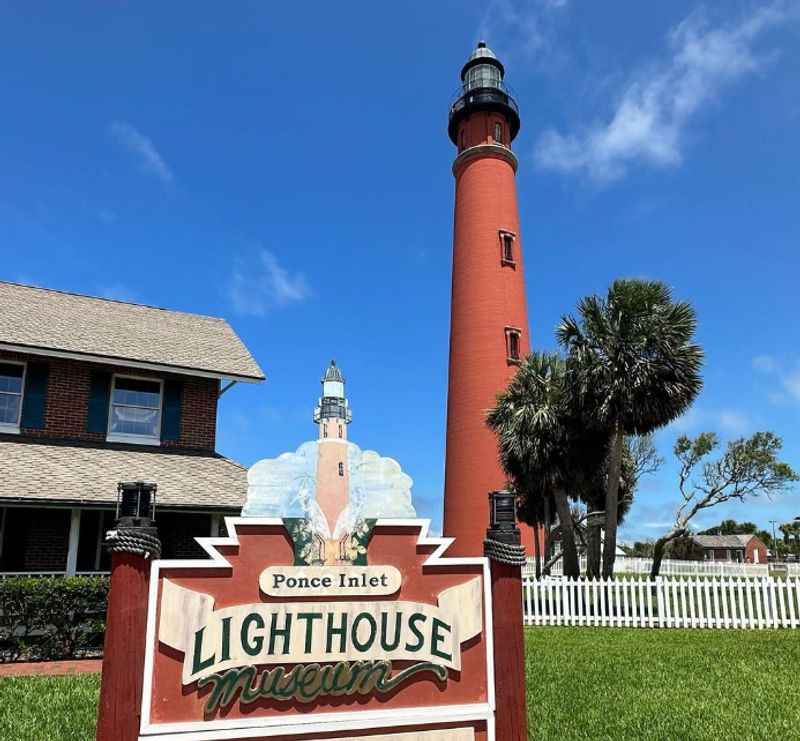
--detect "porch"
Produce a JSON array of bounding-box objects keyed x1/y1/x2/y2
[{"x1": 0, "y1": 504, "x2": 231, "y2": 576}]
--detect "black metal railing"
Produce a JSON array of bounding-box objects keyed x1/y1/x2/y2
[{"x1": 449, "y1": 80, "x2": 519, "y2": 117}]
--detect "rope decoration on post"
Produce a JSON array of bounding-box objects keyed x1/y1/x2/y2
[
  {"x1": 483, "y1": 538, "x2": 527, "y2": 566},
  {"x1": 106, "y1": 528, "x2": 162, "y2": 560}
]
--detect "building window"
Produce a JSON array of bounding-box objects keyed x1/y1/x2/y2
[
  {"x1": 323, "y1": 423, "x2": 328, "y2": 438},
  {"x1": 0, "y1": 362, "x2": 24, "y2": 431},
  {"x1": 338, "y1": 462, "x2": 344, "y2": 477},
  {"x1": 338, "y1": 424, "x2": 343, "y2": 438},
  {"x1": 107, "y1": 375, "x2": 162, "y2": 444},
  {"x1": 494, "y1": 122, "x2": 503, "y2": 144},
  {"x1": 505, "y1": 327, "x2": 522, "y2": 364},
  {"x1": 500, "y1": 231, "x2": 515, "y2": 265}
]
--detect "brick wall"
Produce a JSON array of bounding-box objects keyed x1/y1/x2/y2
[
  {"x1": 745, "y1": 537, "x2": 768, "y2": 564},
  {"x1": 158, "y1": 512, "x2": 211, "y2": 559},
  {"x1": 0, "y1": 507, "x2": 70, "y2": 571},
  {"x1": 0, "y1": 350, "x2": 218, "y2": 451},
  {"x1": 23, "y1": 509, "x2": 71, "y2": 570}
]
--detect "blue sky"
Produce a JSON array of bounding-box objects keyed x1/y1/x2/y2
[{"x1": 2, "y1": 1, "x2": 799, "y2": 542}]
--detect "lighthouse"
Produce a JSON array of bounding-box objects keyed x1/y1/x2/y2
[
  {"x1": 442, "y1": 42, "x2": 535, "y2": 556},
  {"x1": 313, "y1": 360, "x2": 352, "y2": 544}
]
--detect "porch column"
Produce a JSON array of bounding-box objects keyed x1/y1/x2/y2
[
  {"x1": 66, "y1": 508, "x2": 81, "y2": 576},
  {"x1": 210, "y1": 513, "x2": 221, "y2": 538}
]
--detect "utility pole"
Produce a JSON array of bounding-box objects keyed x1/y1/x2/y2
[{"x1": 769, "y1": 519, "x2": 780, "y2": 562}]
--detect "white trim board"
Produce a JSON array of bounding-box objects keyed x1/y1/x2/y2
[
  {"x1": 0, "y1": 342, "x2": 263, "y2": 384},
  {"x1": 139, "y1": 517, "x2": 495, "y2": 741}
]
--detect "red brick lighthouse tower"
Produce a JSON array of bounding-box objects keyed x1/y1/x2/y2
[{"x1": 443, "y1": 42, "x2": 534, "y2": 556}]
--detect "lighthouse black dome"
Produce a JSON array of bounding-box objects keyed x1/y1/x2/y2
[
  {"x1": 448, "y1": 41, "x2": 520, "y2": 145},
  {"x1": 322, "y1": 359, "x2": 344, "y2": 384}
]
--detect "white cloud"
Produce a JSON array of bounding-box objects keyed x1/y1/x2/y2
[
  {"x1": 242, "y1": 441, "x2": 417, "y2": 538},
  {"x1": 670, "y1": 406, "x2": 751, "y2": 435},
  {"x1": 752, "y1": 354, "x2": 800, "y2": 403},
  {"x1": 478, "y1": 0, "x2": 568, "y2": 61},
  {"x1": 227, "y1": 249, "x2": 311, "y2": 316},
  {"x1": 535, "y1": 3, "x2": 792, "y2": 182},
  {"x1": 753, "y1": 354, "x2": 778, "y2": 372},
  {"x1": 109, "y1": 121, "x2": 174, "y2": 183},
  {"x1": 719, "y1": 409, "x2": 749, "y2": 435},
  {"x1": 668, "y1": 405, "x2": 703, "y2": 433},
  {"x1": 784, "y1": 371, "x2": 800, "y2": 401}
]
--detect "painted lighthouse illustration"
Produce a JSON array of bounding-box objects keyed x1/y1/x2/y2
[
  {"x1": 442, "y1": 42, "x2": 536, "y2": 556},
  {"x1": 242, "y1": 361, "x2": 416, "y2": 564}
]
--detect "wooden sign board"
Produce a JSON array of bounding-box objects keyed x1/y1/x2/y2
[{"x1": 139, "y1": 518, "x2": 495, "y2": 740}]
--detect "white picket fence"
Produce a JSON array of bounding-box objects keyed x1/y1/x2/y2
[
  {"x1": 522, "y1": 576, "x2": 800, "y2": 629},
  {"x1": 535, "y1": 556, "x2": 800, "y2": 578}
]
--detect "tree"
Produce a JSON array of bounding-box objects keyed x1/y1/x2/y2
[
  {"x1": 487, "y1": 352, "x2": 585, "y2": 578},
  {"x1": 558, "y1": 279, "x2": 703, "y2": 578},
  {"x1": 514, "y1": 484, "x2": 555, "y2": 578},
  {"x1": 700, "y1": 519, "x2": 758, "y2": 535},
  {"x1": 579, "y1": 435, "x2": 662, "y2": 577},
  {"x1": 624, "y1": 540, "x2": 656, "y2": 558},
  {"x1": 650, "y1": 432, "x2": 799, "y2": 577},
  {"x1": 756, "y1": 529, "x2": 775, "y2": 553},
  {"x1": 778, "y1": 521, "x2": 800, "y2": 559},
  {"x1": 665, "y1": 535, "x2": 705, "y2": 561}
]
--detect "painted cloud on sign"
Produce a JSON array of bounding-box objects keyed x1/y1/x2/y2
[{"x1": 241, "y1": 441, "x2": 416, "y2": 538}]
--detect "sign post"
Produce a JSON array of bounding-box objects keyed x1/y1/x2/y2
[
  {"x1": 484, "y1": 490, "x2": 529, "y2": 741},
  {"x1": 96, "y1": 482, "x2": 162, "y2": 741}
]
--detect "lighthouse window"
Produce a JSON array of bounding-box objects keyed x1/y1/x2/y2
[
  {"x1": 338, "y1": 462, "x2": 344, "y2": 477},
  {"x1": 323, "y1": 423, "x2": 328, "y2": 438},
  {"x1": 338, "y1": 424, "x2": 343, "y2": 438},
  {"x1": 505, "y1": 328, "x2": 522, "y2": 363},
  {"x1": 494, "y1": 122, "x2": 504, "y2": 144},
  {"x1": 500, "y1": 231, "x2": 515, "y2": 265}
]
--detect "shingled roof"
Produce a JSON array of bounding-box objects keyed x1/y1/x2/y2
[
  {"x1": 692, "y1": 534, "x2": 753, "y2": 549},
  {"x1": 0, "y1": 438, "x2": 247, "y2": 510},
  {"x1": 0, "y1": 281, "x2": 264, "y2": 381}
]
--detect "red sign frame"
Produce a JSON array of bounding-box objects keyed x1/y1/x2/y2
[{"x1": 139, "y1": 518, "x2": 496, "y2": 740}]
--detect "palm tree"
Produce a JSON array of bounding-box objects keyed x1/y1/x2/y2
[
  {"x1": 558, "y1": 279, "x2": 703, "y2": 578},
  {"x1": 579, "y1": 435, "x2": 663, "y2": 577},
  {"x1": 486, "y1": 352, "x2": 583, "y2": 578},
  {"x1": 513, "y1": 482, "x2": 551, "y2": 578}
]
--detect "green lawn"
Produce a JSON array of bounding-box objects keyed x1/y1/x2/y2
[
  {"x1": 526, "y1": 627, "x2": 800, "y2": 740},
  {"x1": 0, "y1": 674, "x2": 99, "y2": 741},
  {"x1": 1, "y1": 628, "x2": 798, "y2": 740}
]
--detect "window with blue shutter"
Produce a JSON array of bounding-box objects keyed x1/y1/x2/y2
[
  {"x1": 19, "y1": 362, "x2": 49, "y2": 430},
  {"x1": 160, "y1": 379, "x2": 183, "y2": 442},
  {"x1": 87, "y1": 371, "x2": 112, "y2": 433},
  {"x1": 0, "y1": 362, "x2": 25, "y2": 428}
]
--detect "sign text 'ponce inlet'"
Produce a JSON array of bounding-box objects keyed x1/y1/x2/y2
[{"x1": 260, "y1": 565, "x2": 402, "y2": 597}]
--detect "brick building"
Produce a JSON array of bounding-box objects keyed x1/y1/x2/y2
[
  {"x1": 0, "y1": 281, "x2": 264, "y2": 574},
  {"x1": 691, "y1": 534, "x2": 768, "y2": 564}
]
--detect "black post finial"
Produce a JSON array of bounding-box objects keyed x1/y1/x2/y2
[
  {"x1": 116, "y1": 481, "x2": 157, "y2": 528},
  {"x1": 486, "y1": 490, "x2": 521, "y2": 545}
]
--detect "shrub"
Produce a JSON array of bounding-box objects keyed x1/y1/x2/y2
[{"x1": 0, "y1": 576, "x2": 109, "y2": 662}]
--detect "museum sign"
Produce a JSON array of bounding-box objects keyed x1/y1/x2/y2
[{"x1": 139, "y1": 518, "x2": 496, "y2": 740}]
